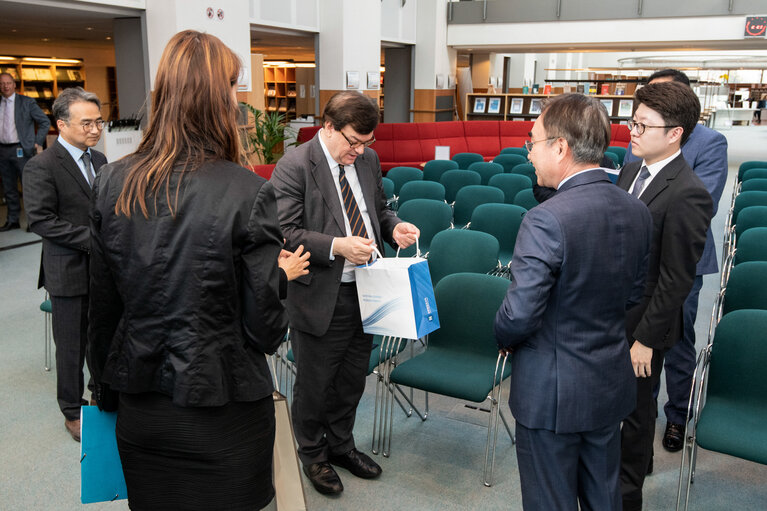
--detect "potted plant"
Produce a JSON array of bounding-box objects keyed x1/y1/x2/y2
[{"x1": 241, "y1": 102, "x2": 297, "y2": 165}]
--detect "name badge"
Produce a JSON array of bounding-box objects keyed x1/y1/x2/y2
[{"x1": 16, "y1": 147, "x2": 23, "y2": 158}]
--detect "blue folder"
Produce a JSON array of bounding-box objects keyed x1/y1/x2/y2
[{"x1": 80, "y1": 406, "x2": 128, "y2": 503}]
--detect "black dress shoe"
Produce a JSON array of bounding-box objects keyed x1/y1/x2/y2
[
  {"x1": 329, "y1": 448, "x2": 382, "y2": 479},
  {"x1": 662, "y1": 422, "x2": 685, "y2": 452},
  {"x1": 303, "y1": 462, "x2": 343, "y2": 495},
  {"x1": 0, "y1": 221, "x2": 20, "y2": 232}
]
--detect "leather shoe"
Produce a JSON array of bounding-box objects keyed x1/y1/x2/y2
[
  {"x1": 303, "y1": 462, "x2": 343, "y2": 495},
  {"x1": 0, "y1": 221, "x2": 20, "y2": 232},
  {"x1": 329, "y1": 448, "x2": 382, "y2": 479},
  {"x1": 64, "y1": 419, "x2": 81, "y2": 442},
  {"x1": 662, "y1": 422, "x2": 685, "y2": 452}
]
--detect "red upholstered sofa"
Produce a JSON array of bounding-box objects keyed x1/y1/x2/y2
[{"x1": 296, "y1": 121, "x2": 630, "y2": 172}]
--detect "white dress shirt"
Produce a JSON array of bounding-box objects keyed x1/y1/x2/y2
[
  {"x1": 58, "y1": 136, "x2": 95, "y2": 185},
  {"x1": 630, "y1": 149, "x2": 682, "y2": 198},
  {"x1": 0, "y1": 93, "x2": 19, "y2": 144}
]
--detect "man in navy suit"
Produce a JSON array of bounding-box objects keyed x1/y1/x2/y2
[
  {"x1": 624, "y1": 69, "x2": 728, "y2": 453},
  {"x1": 495, "y1": 94, "x2": 653, "y2": 510},
  {"x1": 617, "y1": 81, "x2": 713, "y2": 510},
  {"x1": 0, "y1": 72, "x2": 50, "y2": 230}
]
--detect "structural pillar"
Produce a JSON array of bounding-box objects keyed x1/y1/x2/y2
[{"x1": 413, "y1": 0, "x2": 456, "y2": 122}]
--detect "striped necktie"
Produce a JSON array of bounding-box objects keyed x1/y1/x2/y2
[{"x1": 338, "y1": 164, "x2": 369, "y2": 239}]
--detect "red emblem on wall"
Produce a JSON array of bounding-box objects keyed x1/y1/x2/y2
[{"x1": 744, "y1": 16, "x2": 767, "y2": 38}]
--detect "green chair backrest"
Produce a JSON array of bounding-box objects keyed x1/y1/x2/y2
[
  {"x1": 607, "y1": 146, "x2": 627, "y2": 164},
  {"x1": 440, "y1": 169, "x2": 482, "y2": 203},
  {"x1": 512, "y1": 163, "x2": 537, "y2": 186},
  {"x1": 732, "y1": 191, "x2": 767, "y2": 226},
  {"x1": 423, "y1": 159, "x2": 459, "y2": 182},
  {"x1": 427, "y1": 229, "x2": 499, "y2": 286},
  {"x1": 722, "y1": 261, "x2": 767, "y2": 315},
  {"x1": 468, "y1": 161, "x2": 504, "y2": 185},
  {"x1": 738, "y1": 161, "x2": 767, "y2": 182},
  {"x1": 742, "y1": 168, "x2": 767, "y2": 182},
  {"x1": 386, "y1": 166, "x2": 423, "y2": 195},
  {"x1": 488, "y1": 173, "x2": 533, "y2": 204},
  {"x1": 397, "y1": 180, "x2": 446, "y2": 207},
  {"x1": 734, "y1": 228, "x2": 767, "y2": 266},
  {"x1": 427, "y1": 273, "x2": 512, "y2": 357},
  {"x1": 735, "y1": 206, "x2": 767, "y2": 240},
  {"x1": 452, "y1": 152, "x2": 484, "y2": 169},
  {"x1": 396, "y1": 199, "x2": 453, "y2": 257},
  {"x1": 381, "y1": 177, "x2": 394, "y2": 200},
  {"x1": 470, "y1": 203, "x2": 527, "y2": 266},
  {"x1": 741, "y1": 178, "x2": 767, "y2": 193},
  {"x1": 500, "y1": 147, "x2": 528, "y2": 157},
  {"x1": 492, "y1": 154, "x2": 528, "y2": 173},
  {"x1": 604, "y1": 151, "x2": 620, "y2": 167},
  {"x1": 513, "y1": 188, "x2": 540, "y2": 210},
  {"x1": 453, "y1": 185, "x2": 505, "y2": 227}
]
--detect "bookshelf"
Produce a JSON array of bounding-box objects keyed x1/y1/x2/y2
[
  {"x1": 264, "y1": 65, "x2": 297, "y2": 121},
  {"x1": 465, "y1": 92, "x2": 634, "y2": 123}
]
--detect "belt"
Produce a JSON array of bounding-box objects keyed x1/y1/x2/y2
[
  {"x1": 340, "y1": 281, "x2": 357, "y2": 287},
  {"x1": 0, "y1": 142, "x2": 20, "y2": 147}
]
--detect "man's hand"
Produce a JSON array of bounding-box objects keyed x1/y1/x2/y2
[
  {"x1": 630, "y1": 340, "x2": 654, "y2": 378},
  {"x1": 392, "y1": 222, "x2": 420, "y2": 249},
  {"x1": 34, "y1": 143, "x2": 42, "y2": 154},
  {"x1": 333, "y1": 236, "x2": 375, "y2": 265},
  {"x1": 278, "y1": 244, "x2": 310, "y2": 281}
]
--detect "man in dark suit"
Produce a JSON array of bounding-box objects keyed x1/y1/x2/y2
[
  {"x1": 625, "y1": 69, "x2": 729, "y2": 453},
  {"x1": 23, "y1": 87, "x2": 106, "y2": 442},
  {"x1": 495, "y1": 93, "x2": 653, "y2": 510},
  {"x1": 271, "y1": 91, "x2": 419, "y2": 495},
  {"x1": 617, "y1": 81, "x2": 713, "y2": 511},
  {"x1": 0, "y1": 72, "x2": 50, "y2": 230}
]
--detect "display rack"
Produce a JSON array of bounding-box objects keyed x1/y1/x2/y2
[
  {"x1": 263, "y1": 65, "x2": 297, "y2": 121},
  {"x1": 465, "y1": 92, "x2": 634, "y2": 122}
]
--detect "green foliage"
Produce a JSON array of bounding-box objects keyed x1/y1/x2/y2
[{"x1": 241, "y1": 102, "x2": 296, "y2": 165}]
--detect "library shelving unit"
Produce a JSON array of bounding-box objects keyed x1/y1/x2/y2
[
  {"x1": 465, "y1": 92, "x2": 634, "y2": 123},
  {"x1": 263, "y1": 65, "x2": 297, "y2": 121}
]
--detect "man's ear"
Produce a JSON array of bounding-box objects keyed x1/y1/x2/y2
[
  {"x1": 56, "y1": 119, "x2": 66, "y2": 131},
  {"x1": 667, "y1": 126, "x2": 684, "y2": 145}
]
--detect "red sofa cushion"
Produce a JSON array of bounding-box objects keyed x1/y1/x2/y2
[
  {"x1": 417, "y1": 122, "x2": 441, "y2": 161},
  {"x1": 248, "y1": 164, "x2": 276, "y2": 180},
  {"x1": 297, "y1": 126, "x2": 320, "y2": 144},
  {"x1": 464, "y1": 121, "x2": 501, "y2": 158},
  {"x1": 389, "y1": 122, "x2": 425, "y2": 163},
  {"x1": 499, "y1": 120, "x2": 534, "y2": 150},
  {"x1": 610, "y1": 124, "x2": 631, "y2": 147},
  {"x1": 436, "y1": 121, "x2": 468, "y2": 154},
  {"x1": 370, "y1": 124, "x2": 395, "y2": 165}
]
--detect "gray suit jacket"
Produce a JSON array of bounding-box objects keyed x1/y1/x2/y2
[
  {"x1": 270, "y1": 133, "x2": 401, "y2": 337},
  {"x1": 12, "y1": 93, "x2": 51, "y2": 156},
  {"x1": 23, "y1": 140, "x2": 107, "y2": 296}
]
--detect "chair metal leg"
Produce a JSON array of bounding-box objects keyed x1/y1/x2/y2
[{"x1": 44, "y1": 310, "x2": 52, "y2": 372}]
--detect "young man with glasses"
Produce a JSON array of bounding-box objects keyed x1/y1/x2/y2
[
  {"x1": 271, "y1": 91, "x2": 418, "y2": 496},
  {"x1": 23, "y1": 87, "x2": 107, "y2": 442},
  {"x1": 616, "y1": 81, "x2": 713, "y2": 511}
]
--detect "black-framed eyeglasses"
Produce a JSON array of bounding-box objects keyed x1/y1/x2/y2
[
  {"x1": 75, "y1": 120, "x2": 105, "y2": 131},
  {"x1": 524, "y1": 136, "x2": 557, "y2": 152},
  {"x1": 627, "y1": 120, "x2": 679, "y2": 136},
  {"x1": 339, "y1": 129, "x2": 375, "y2": 149}
]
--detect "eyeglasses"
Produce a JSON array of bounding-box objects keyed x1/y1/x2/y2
[
  {"x1": 75, "y1": 120, "x2": 105, "y2": 131},
  {"x1": 524, "y1": 136, "x2": 557, "y2": 152},
  {"x1": 339, "y1": 129, "x2": 375, "y2": 149},
  {"x1": 627, "y1": 120, "x2": 679, "y2": 136}
]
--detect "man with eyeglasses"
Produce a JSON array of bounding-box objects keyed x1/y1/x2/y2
[
  {"x1": 616, "y1": 81, "x2": 713, "y2": 511},
  {"x1": 0, "y1": 72, "x2": 50, "y2": 231},
  {"x1": 271, "y1": 91, "x2": 418, "y2": 496},
  {"x1": 23, "y1": 87, "x2": 107, "y2": 442}
]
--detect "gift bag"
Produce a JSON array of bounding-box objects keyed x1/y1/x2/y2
[{"x1": 354, "y1": 245, "x2": 440, "y2": 339}]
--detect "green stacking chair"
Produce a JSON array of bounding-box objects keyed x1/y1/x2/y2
[
  {"x1": 385, "y1": 273, "x2": 514, "y2": 486},
  {"x1": 511, "y1": 163, "x2": 537, "y2": 185},
  {"x1": 40, "y1": 295, "x2": 52, "y2": 372},
  {"x1": 397, "y1": 181, "x2": 446, "y2": 208},
  {"x1": 396, "y1": 199, "x2": 453, "y2": 257},
  {"x1": 723, "y1": 191, "x2": 767, "y2": 264},
  {"x1": 741, "y1": 178, "x2": 767, "y2": 193},
  {"x1": 721, "y1": 261, "x2": 767, "y2": 317},
  {"x1": 677, "y1": 310, "x2": 767, "y2": 511},
  {"x1": 382, "y1": 177, "x2": 395, "y2": 200},
  {"x1": 423, "y1": 159, "x2": 459, "y2": 183},
  {"x1": 453, "y1": 185, "x2": 505, "y2": 228},
  {"x1": 500, "y1": 147, "x2": 528, "y2": 157},
  {"x1": 386, "y1": 166, "x2": 423, "y2": 196},
  {"x1": 440, "y1": 169, "x2": 482, "y2": 204},
  {"x1": 492, "y1": 154, "x2": 528, "y2": 173},
  {"x1": 737, "y1": 161, "x2": 767, "y2": 182},
  {"x1": 468, "y1": 161, "x2": 504, "y2": 185},
  {"x1": 452, "y1": 152, "x2": 484, "y2": 169},
  {"x1": 604, "y1": 151, "x2": 620, "y2": 168},
  {"x1": 488, "y1": 173, "x2": 533, "y2": 204},
  {"x1": 734, "y1": 206, "x2": 767, "y2": 241},
  {"x1": 513, "y1": 188, "x2": 539, "y2": 210},
  {"x1": 607, "y1": 146, "x2": 627, "y2": 165},
  {"x1": 470, "y1": 203, "x2": 527, "y2": 271},
  {"x1": 733, "y1": 228, "x2": 767, "y2": 266},
  {"x1": 427, "y1": 229, "x2": 499, "y2": 287},
  {"x1": 741, "y1": 168, "x2": 767, "y2": 182}
]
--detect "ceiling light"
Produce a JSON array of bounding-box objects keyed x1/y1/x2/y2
[{"x1": 23, "y1": 57, "x2": 82, "y2": 64}]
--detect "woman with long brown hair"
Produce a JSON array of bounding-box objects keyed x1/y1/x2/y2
[{"x1": 88, "y1": 30, "x2": 288, "y2": 510}]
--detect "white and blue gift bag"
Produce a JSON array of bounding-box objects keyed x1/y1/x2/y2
[{"x1": 354, "y1": 253, "x2": 440, "y2": 339}]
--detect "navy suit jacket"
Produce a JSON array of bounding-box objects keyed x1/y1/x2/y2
[
  {"x1": 495, "y1": 169, "x2": 652, "y2": 434},
  {"x1": 625, "y1": 124, "x2": 727, "y2": 275},
  {"x1": 12, "y1": 93, "x2": 51, "y2": 156}
]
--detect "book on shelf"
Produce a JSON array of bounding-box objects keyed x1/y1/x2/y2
[
  {"x1": 42, "y1": 88, "x2": 53, "y2": 98},
  {"x1": 600, "y1": 83, "x2": 610, "y2": 95},
  {"x1": 614, "y1": 83, "x2": 627, "y2": 95},
  {"x1": 588, "y1": 84, "x2": 598, "y2": 95},
  {"x1": 576, "y1": 84, "x2": 585, "y2": 94},
  {"x1": 35, "y1": 68, "x2": 53, "y2": 80},
  {"x1": 21, "y1": 68, "x2": 36, "y2": 80},
  {"x1": 26, "y1": 89, "x2": 40, "y2": 98}
]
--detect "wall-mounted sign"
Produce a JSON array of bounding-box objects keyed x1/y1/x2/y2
[
  {"x1": 346, "y1": 71, "x2": 359, "y2": 90},
  {"x1": 744, "y1": 16, "x2": 767, "y2": 38}
]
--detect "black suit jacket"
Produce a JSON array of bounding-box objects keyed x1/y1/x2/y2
[
  {"x1": 270, "y1": 133, "x2": 401, "y2": 337},
  {"x1": 22, "y1": 140, "x2": 107, "y2": 296},
  {"x1": 617, "y1": 154, "x2": 713, "y2": 350}
]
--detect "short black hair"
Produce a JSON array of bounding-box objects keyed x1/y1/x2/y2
[
  {"x1": 322, "y1": 91, "x2": 379, "y2": 134},
  {"x1": 647, "y1": 69, "x2": 691, "y2": 87},
  {"x1": 635, "y1": 81, "x2": 700, "y2": 146}
]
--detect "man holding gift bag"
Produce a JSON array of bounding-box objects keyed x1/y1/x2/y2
[{"x1": 271, "y1": 91, "x2": 418, "y2": 496}]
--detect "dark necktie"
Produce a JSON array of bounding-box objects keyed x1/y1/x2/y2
[
  {"x1": 631, "y1": 165, "x2": 651, "y2": 198},
  {"x1": 81, "y1": 151, "x2": 94, "y2": 186},
  {"x1": 338, "y1": 164, "x2": 369, "y2": 239}
]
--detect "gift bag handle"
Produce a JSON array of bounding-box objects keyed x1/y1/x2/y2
[{"x1": 395, "y1": 236, "x2": 421, "y2": 258}]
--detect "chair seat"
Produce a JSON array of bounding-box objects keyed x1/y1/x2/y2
[
  {"x1": 697, "y1": 397, "x2": 767, "y2": 465},
  {"x1": 40, "y1": 300, "x2": 52, "y2": 313},
  {"x1": 390, "y1": 347, "x2": 510, "y2": 403}
]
